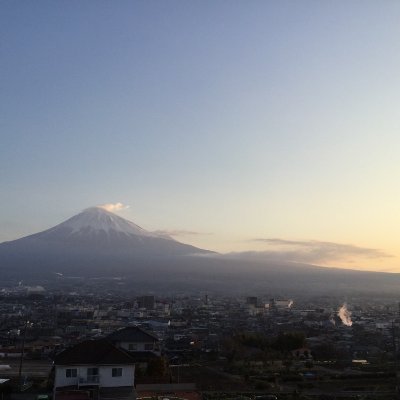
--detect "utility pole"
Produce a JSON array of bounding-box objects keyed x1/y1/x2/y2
[
  {"x1": 392, "y1": 318, "x2": 400, "y2": 399},
  {"x1": 17, "y1": 318, "x2": 29, "y2": 391}
]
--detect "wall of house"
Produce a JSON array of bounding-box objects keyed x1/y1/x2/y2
[
  {"x1": 54, "y1": 366, "x2": 79, "y2": 388},
  {"x1": 100, "y1": 365, "x2": 135, "y2": 387},
  {"x1": 118, "y1": 341, "x2": 160, "y2": 354},
  {"x1": 54, "y1": 365, "x2": 135, "y2": 388}
]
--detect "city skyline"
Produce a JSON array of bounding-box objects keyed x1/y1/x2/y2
[{"x1": 2, "y1": 1, "x2": 400, "y2": 272}]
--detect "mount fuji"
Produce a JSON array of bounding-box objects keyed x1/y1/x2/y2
[
  {"x1": 2, "y1": 207, "x2": 400, "y2": 296},
  {"x1": 0, "y1": 207, "x2": 212, "y2": 279},
  {"x1": 12, "y1": 206, "x2": 210, "y2": 253}
]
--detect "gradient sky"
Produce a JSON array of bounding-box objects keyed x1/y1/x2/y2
[{"x1": 2, "y1": 1, "x2": 400, "y2": 272}]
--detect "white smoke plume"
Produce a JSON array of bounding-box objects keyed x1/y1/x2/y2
[
  {"x1": 338, "y1": 303, "x2": 353, "y2": 326},
  {"x1": 288, "y1": 300, "x2": 294, "y2": 308},
  {"x1": 98, "y1": 203, "x2": 130, "y2": 212}
]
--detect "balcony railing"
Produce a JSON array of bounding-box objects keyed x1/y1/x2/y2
[{"x1": 79, "y1": 375, "x2": 100, "y2": 385}]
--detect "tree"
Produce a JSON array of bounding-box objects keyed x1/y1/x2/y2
[
  {"x1": 273, "y1": 332, "x2": 305, "y2": 352},
  {"x1": 146, "y1": 357, "x2": 167, "y2": 377}
]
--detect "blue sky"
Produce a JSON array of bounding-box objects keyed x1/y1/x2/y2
[{"x1": 2, "y1": 1, "x2": 400, "y2": 271}]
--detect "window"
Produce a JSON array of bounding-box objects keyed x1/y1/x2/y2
[
  {"x1": 87, "y1": 367, "x2": 99, "y2": 376},
  {"x1": 128, "y1": 343, "x2": 137, "y2": 351},
  {"x1": 112, "y1": 368, "x2": 122, "y2": 377},
  {"x1": 66, "y1": 369, "x2": 77, "y2": 378},
  {"x1": 144, "y1": 343, "x2": 153, "y2": 350}
]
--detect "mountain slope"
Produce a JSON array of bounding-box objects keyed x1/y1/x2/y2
[
  {"x1": 1, "y1": 207, "x2": 400, "y2": 297},
  {"x1": 0, "y1": 206, "x2": 211, "y2": 257}
]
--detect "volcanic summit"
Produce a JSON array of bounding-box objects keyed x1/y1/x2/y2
[{"x1": 0, "y1": 207, "x2": 211, "y2": 278}]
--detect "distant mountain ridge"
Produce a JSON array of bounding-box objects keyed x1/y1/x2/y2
[
  {"x1": 0, "y1": 206, "x2": 211, "y2": 257},
  {"x1": 1, "y1": 207, "x2": 400, "y2": 296}
]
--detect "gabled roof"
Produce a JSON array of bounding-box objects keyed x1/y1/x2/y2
[
  {"x1": 54, "y1": 339, "x2": 135, "y2": 366},
  {"x1": 107, "y1": 326, "x2": 159, "y2": 343}
]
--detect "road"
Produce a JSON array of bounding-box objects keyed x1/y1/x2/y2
[{"x1": 0, "y1": 359, "x2": 53, "y2": 379}]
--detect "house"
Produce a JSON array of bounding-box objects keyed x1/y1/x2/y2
[
  {"x1": 107, "y1": 326, "x2": 160, "y2": 356},
  {"x1": 107, "y1": 326, "x2": 161, "y2": 370},
  {"x1": 53, "y1": 339, "x2": 136, "y2": 400}
]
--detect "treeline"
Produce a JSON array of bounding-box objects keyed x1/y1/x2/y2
[{"x1": 223, "y1": 331, "x2": 306, "y2": 362}]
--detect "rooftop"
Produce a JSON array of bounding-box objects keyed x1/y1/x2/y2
[
  {"x1": 108, "y1": 326, "x2": 159, "y2": 343},
  {"x1": 54, "y1": 339, "x2": 135, "y2": 365}
]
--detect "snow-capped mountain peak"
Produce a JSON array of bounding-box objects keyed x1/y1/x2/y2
[
  {"x1": 0, "y1": 206, "x2": 211, "y2": 259},
  {"x1": 53, "y1": 207, "x2": 155, "y2": 236},
  {"x1": 54, "y1": 206, "x2": 163, "y2": 238}
]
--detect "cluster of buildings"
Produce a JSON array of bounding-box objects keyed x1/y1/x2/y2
[{"x1": 0, "y1": 281, "x2": 399, "y2": 399}]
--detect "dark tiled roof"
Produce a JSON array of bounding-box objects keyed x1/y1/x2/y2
[
  {"x1": 54, "y1": 339, "x2": 135, "y2": 365},
  {"x1": 107, "y1": 326, "x2": 159, "y2": 343}
]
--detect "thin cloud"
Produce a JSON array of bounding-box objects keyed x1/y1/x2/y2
[
  {"x1": 153, "y1": 229, "x2": 211, "y2": 237},
  {"x1": 98, "y1": 202, "x2": 130, "y2": 212},
  {"x1": 253, "y1": 238, "x2": 315, "y2": 246},
  {"x1": 236, "y1": 238, "x2": 393, "y2": 264}
]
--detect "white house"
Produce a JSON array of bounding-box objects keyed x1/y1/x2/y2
[{"x1": 54, "y1": 339, "x2": 136, "y2": 400}]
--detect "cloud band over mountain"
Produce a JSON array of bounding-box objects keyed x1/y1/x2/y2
[{"x1": 225, "y1": 238, "x2": 392, "y2": 265}]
